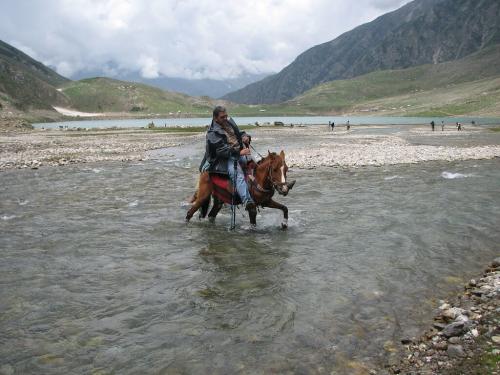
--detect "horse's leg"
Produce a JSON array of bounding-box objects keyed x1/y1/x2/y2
[
  {"x1": 199, "y1": 195, "x2": 211, "y2": 219},
  {"x1": 207, "y1": 196, "x2": 223, "y2": 223},
  {"x1": 186, "y1": 173, "x2": 212, "y2": 222},
  {"x1": 247, "y1": 203, "x2": 257, "y2": 227},
  {"x1": 263, "y1": 199, "x2": 288, "y2": 229}
]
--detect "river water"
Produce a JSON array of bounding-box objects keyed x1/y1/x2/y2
[{"x1": 1, "y1": 136, "x2": 500, "y2": 373}]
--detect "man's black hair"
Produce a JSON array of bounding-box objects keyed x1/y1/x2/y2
[{"x1": 213, "y1": 106, "x2": 227, "y2": 118}]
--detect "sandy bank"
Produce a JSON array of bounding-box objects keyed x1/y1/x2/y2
[{"x1": 52, "y1": 106, "x2": 106, "y2": 117}]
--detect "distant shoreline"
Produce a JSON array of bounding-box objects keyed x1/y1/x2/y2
[{"x1": 1, "y1": 124, "x2": 499, "y2": 172}]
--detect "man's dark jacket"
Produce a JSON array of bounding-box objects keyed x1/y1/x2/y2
[{"x1": 199, "y1": 118, "x2": 247, "y2": 175}]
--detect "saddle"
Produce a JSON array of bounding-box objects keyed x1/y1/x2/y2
[
  {"x1": 209, "y1": 174, "x2": 242, "y2": 205},
  {"x1": 209, "y1": 161, "x2": 257, "y2": 205}
]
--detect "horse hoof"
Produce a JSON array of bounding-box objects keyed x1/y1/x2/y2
[
  {"x1": 208, "y1": 217, "x2": 215, "y2": 223},
  {"x1": 281, "y1": 220, "x2": 288, "y2": 230}
]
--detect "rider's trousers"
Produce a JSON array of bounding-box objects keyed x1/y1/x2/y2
[{"x1": 227, "y1": 157, "x2": 253, "y2": 205}]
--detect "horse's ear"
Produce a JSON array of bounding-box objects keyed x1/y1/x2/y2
[{"x1": 280, "y1": 150, "x2": 285, "y2": 159}]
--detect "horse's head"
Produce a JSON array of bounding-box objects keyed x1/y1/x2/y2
[{"x1": 267, "y1": 150, "x2": 295, "y2": 196}]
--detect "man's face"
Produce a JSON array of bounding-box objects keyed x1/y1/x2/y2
[{"x1": 215, "y1": 111, "x2": 228, "y2": 125}]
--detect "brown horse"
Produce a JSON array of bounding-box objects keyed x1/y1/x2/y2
[{"x1": 185, "y1": 150, "x2": 295, "y2": 229}]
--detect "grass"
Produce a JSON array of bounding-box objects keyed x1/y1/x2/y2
[
  {"x1": 279, "y1": 45, "x2": 500, "y2": 117},
  {"x1": 60, "y1": 77, "x2": 215, "y2": 115}
]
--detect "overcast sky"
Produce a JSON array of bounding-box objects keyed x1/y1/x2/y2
[{"x1": 0, "y1": 0, "x2": 410, "y2": 80}]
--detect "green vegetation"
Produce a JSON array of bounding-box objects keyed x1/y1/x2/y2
[
  {"x1": 60, "y1": 77, "x2": 215, "y2": 115},
  {"x1": 224, "y1": 0, "x2": 500, "y2": 104},
  {"x1": 0, "y1": 40, "x2": 69, "y2": 110},
  {"x1": 282, "y1": 45, "x2": 500, "y2": 117}
]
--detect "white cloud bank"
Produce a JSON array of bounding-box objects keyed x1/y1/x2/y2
[{"x1": 0, "y1": 0, "x2": 410, "y2": 79}]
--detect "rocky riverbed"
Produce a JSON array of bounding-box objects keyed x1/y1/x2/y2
[
  {"x1": 387, "y1": 259, "x2": 500, "y2": 375},
  {"x1": 283, "y1": 128, "x2": 500, "y2": 168},
  {"x1": 0, "y1": 129, "x2": 203, "y2": 170},
  {"x1": 1, "y1": 124, "x2": 499, "y2": 171}
]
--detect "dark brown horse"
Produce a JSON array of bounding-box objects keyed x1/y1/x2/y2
[{"x1": 185, "y1": 151, "x2": 295, "y2": 229}]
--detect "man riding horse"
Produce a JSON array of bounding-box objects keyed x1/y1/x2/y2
[
  {"x1": 187, "y1": 106, "x2": 295, "y2": 228},
  {"x1": 200, "y1": 105, "x2": 255, "y2": 211}
]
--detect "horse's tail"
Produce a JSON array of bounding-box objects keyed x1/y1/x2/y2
[{"x1": 194, "y1": 172, "x2": 211, "y2": 218}]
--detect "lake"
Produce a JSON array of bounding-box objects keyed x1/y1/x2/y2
[{"x1": 33, "y1": 115, "x2": 500, "y2": 129}]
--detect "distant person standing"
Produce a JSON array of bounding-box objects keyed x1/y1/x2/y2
[
  {"x1": 441, "y1": 120, "x2": 445, "y2": 131},
  {"x1": 328, "y1": 121, "x2": 331, "y2": 131},
  {"x1": 347, "y1": 120, "x2": 351, "y2": 131},
  {"x1": 430, "y1": 120, "x2": 435, "y2": 131},
  {"x1": 331, "y1": 122, "x2": 335, "y2": 131}
]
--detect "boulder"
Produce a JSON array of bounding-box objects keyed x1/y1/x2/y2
[{"x1": 442, "y1": 322, "x2": 465, "y2": 338}]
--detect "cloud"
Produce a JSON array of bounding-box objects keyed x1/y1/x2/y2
[{"x1": 0, "y1": 0, "x2": 411, "y2": 80}]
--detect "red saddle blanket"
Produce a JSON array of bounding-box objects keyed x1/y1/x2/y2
[{"x1": 209, "y1": 174, "x2": 243, "y2": 205}]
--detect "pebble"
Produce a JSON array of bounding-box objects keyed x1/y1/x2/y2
[
  {"x1": 393, "y1": 261, "x2": 499, "y2": 374},
  {"x1": 442, "y1": 322, "x2": 465, "y2": 338},
  {"x1": 448, "y1": 337, "x2": 461, "y2": 345},
  {"x1": 433, "y1": 341, "x2": 448, "y2": 350},
  {"x1": 446, "y1": 345, "x2": 466, "y2": 358}
]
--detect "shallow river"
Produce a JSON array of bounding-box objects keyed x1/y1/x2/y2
[{"x1": 1, "y1": 140, "x2": 499, "y2": 373}]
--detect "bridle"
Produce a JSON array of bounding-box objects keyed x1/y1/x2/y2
[
  {"x1": 247, "y1": 145, "x2": 288, "y2": 195},
  {"x1": 266, "y1": 159, "x2": 287, "y2": 192}
]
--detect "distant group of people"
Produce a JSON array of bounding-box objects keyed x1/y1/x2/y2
[
  {"x1": 430, "y1": 120, "x2": 469, "y2": 131},
  {"x1": 328, "y1": 120, "x2": 350, "y2": 131}
]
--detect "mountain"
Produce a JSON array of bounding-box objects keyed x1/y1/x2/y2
[
  {"x1": 0, "y1": 40, "x2": 70, "y2": 110},
  {"x1": 282, "y1": 44, "x2": 500, "y2": 116},
  {"x1": 73, "y1": 69, "x2": 269, "y2": 98},
  {"x1": 223, "y1": 0, "x2": 500, "y2": 104},
  {"x1": 60, "y1": 77, "x2": 215, "y2": 115},
  {"x1": 0, "y1": 40, "x2": 216, "y2": 117}
]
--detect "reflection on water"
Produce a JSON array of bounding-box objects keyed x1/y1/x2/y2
[{"x1": 1, "y1": 156, "x2": 499, "y2": 374}]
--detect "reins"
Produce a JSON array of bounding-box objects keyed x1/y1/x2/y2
[{"x1": 250, "y1": 154, "x2": 286, "y2": 194}]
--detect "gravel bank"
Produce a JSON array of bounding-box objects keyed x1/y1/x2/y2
[
  {"x1": 1, "y1": 124, "x2": 499, "y2": 171},
  {"x1": 388, "y1": 259, "x2": 500, "y2": 375},
  {"x1": 284, "y1": 130, "x2": 500, "y2": 168},
  {"x1": 0, "y1": 129, "x2": 202, "y2": 170}
]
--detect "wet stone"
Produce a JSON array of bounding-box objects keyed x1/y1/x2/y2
[
  {"x1": 446, "y1": 344, "x2": 466, "y2": 358},
  {"x1": 433, "y1": 341, "x2": 448, "y2": 351},
  {"x1": 442, "y1": 322, "x2": 465, "y2": 338},
  {"x1": 448, "y1": 337, "x2": 461, "y2": 344}
]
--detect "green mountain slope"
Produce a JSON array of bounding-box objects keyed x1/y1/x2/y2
[
  {"x1": 224, "y1": 0, "x2": 500, "y2": 104},
  {"x1": 61, "y1": 77, "x2": 215, "y2": 115},
  {"x1": 290, "y1": 44, "x2": 500, "y2": 113},
  {"x1": 0, "y1": 40, "x2": 71, "y2": 110},
  {"x1": 226, "y1": 44, "x2": 500, "y2": 117}
]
